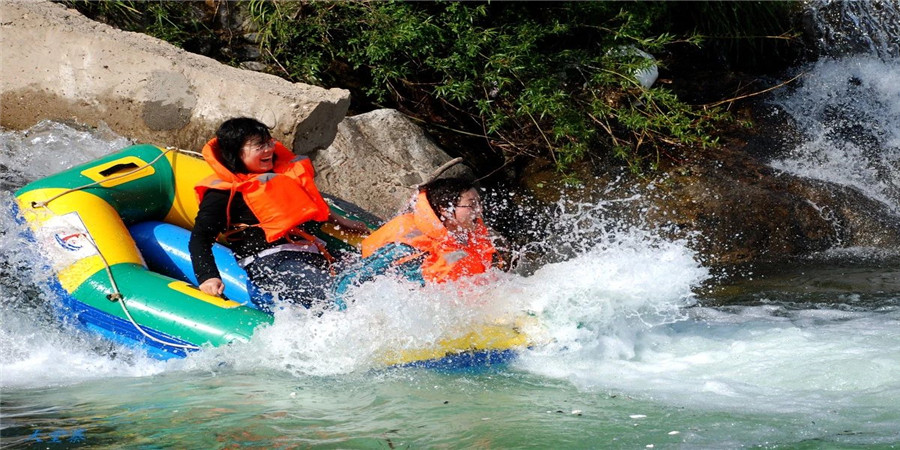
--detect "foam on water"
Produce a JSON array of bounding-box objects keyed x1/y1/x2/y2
[
  {"x1": 0, "y1": 305, "x2": 166, "y2": 388},
  {"x1": 0, "y1": 209, "x2": 166, "y2": 388},
  {"x1": 518, "y1": 289, "x2": 900, "y2": 415},
  {"x1": 1, "y1": 120, "x2": 133, "y2": 188},
  {"x1": 1, "y1": 123, "x2": 165, "y2": 388},
  {"x1": 176, "y1": 271, "x2": 529, "y2": 376}
]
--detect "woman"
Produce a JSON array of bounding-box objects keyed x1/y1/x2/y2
[
  {"x1": 332, "y1": 178, "x2": 500, "y2": 305},
  {"x1": 189, "y1": 117, "x2": 368, "y2": 310}
]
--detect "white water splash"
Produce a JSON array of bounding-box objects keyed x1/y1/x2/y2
[
  {"x1": 0, "y1": 307, "x2": 166, "y2": 388},
  {"x1": 1, "y1": 120, "x2": 133, "y2": 187},
  {"x1": 1, "y1": 124, "x2": 159, "y2": 388},
  {"x1": 514, "y1": 227, "x2": 713, "y2": 384},
  {"x1": 178, "y1": 271, "x2": 532, "y2": 376},
  {"x1": 515, "y1": 255, "x2": 900, "y2": 415},
  {"x1": 567, "y1": 305, "x2": 900, "y2": 414},
  {"x1": 803, "y1": 0, "x2": 900, "y2": 58},
  {"x1": 0, "y1": 216, "x2": 167, "y2": 389},
  {"x1": 0, "y1": 120, "x2": 715, "y2": 383},
  {"x1": 770, "y1": 55, "x2": 900, "y2": 213}
]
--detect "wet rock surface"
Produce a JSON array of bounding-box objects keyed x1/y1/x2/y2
[
  {"x1": 517, "y1": 100, "x2": 900, "y2": 267},
  {"x1": 313, "y1": 109, "x2": 472, "y2": 221}
]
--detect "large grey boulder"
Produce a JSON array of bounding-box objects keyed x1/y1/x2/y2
[
  {"x1": 312, "y1": 109, "x2": 472, "y2": 220},
  {"x1": 0, "y1": 0, "x2": 349, "y2": 153}
]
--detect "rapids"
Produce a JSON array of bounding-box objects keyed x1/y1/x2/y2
[{"x1": 2, "y1": 117, "x2": 899, "y2": 447}]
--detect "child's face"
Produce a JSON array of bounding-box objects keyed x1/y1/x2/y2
[
  {"x1": 240, "y1": 137, "x2": 275, "y2": 173},
  {"x1": 444, "y1": 188, "x2": 482, "y2": 234}
]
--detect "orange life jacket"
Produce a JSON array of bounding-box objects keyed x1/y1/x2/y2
[
  {"x1": 361, "y1": 190, "x2": 496, "y2": 283},
  {"x1": 195, "y1": 137, "x2": 331, "y2": 242}
]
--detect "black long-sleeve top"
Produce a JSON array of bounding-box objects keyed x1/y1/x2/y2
[{"x1": 189, "y1": 189, "x2": 287, "y2": 283}]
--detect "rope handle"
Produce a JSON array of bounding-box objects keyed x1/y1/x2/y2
[
  {"x1": 74, "y1": 230, "x2": 200, "y2": 351},
  {"x1": 288, "y1": 228, "x2": 338, "y2": 276},
  {"x1": 30, "y1": 147, "x2": 195, "y2": 209}
]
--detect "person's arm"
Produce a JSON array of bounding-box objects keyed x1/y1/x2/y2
[
  {"x1": 330, "y1": 243, "x2": 424, "y2": 309},
  {"x1": 327, "y1": 211, "x2": 370, "y2": 234},
  {"x1": 189, "y1": 191, "x2": 229, "y2": 296},
  {"x1": 485, "y1": 226, "x2": 511, "y2": 271}
]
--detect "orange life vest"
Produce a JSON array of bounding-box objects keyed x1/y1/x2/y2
[
  {"x1": 361, "y1": 190, "x2": 496, "y2": 283},
  {"x1": 195, "y1": 137, "x2": 331, "y2": 242}
]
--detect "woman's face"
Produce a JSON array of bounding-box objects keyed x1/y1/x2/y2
[
  {"x1": 443, "y1": 188, "x2": 483, "y2": 234},
  {"x1": 240, "y1": 136, "x2": 275, "y2": 173}
]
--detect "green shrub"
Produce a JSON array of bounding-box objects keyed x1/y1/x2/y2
[{"x1": 247, "y1": 1, "x2": 737, "y2": 174}]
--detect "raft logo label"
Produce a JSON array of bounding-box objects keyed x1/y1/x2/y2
[
  {"x1": 37, "y1": 212, "x2": 98, "y2": 270},
  {"x1": 55, "y1": 232, "x2": 87, "y2": 252}
]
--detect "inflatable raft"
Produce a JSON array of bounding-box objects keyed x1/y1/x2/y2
[{"x1": 14, "y1": 144, "x2": 532, "y2": 368}]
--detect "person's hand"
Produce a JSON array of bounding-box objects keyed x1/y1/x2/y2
[
  {"x1": 199, "y1": 277, "x2": 225, "y2": 297},
  {"x1": 344, "y1": 218, "x2": 370, "y2": 234},
  {"x1": 329, "y1": 212, "x2": 370, "y2": 235}
]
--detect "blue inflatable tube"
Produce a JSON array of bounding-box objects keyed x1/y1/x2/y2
[{"x1": 129, "y1": 221, "x2": 253, "y2": 306}]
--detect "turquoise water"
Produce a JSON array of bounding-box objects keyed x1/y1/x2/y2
[
  {"x1": 3, "y1": 257, "x2": 899, "y2": 448},
  {"x1": 6, "y1": 356, "x2": 896, "y2": 449}
]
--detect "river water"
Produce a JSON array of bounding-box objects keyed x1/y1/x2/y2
[{"x1": 3, "y1": 9, "x2": 900, "y2": 450}]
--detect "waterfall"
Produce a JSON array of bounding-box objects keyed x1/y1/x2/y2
[
  {"x1": 770, "y1": 1, "x2": 900, "y2": 215},
  {"x1": 802, "y1": 0, "x2": 900, "y2": 59}
]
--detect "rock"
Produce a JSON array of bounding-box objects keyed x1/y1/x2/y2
[
  {"x1": 645, "y1": 142, "x2": 900, "y2": 265},
  {"x1": 517, "y1": 130, "x2": 900, "y2": 267},
  {"x1": 312, "y1": 109, "x2": 473, "y2": 220},
  {"x1": 0, "y1": 0, "x2": 349, "y2": 154},
  {"x1": 238, "y1": 61, "x2": 271, "y2": 73}
]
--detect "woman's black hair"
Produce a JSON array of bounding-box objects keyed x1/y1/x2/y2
[
  {"x1": 422, "y1": 177, "x2": 476, "y2": 218},
  {"x1": 215, "y1": 117, "x2": 272, "y2": 174}
]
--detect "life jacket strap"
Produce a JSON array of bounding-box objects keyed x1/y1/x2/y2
[
  {"x1": 220, "y1": 222, "x2": 254, "y2": 242},
  {"x1": 220, "y1": 223, "x2": 337, "y2": 276},
  {"x1": 236, "y1": 242, "x2": 319, "y2": 268},
  {"x1": 393, "y1": 251, "x2": 426, "y2": 267},
  {"x1": 287, "y1": 227, "x2": 337, "y2": 276}
]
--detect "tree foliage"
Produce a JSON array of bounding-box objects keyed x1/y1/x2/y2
[{"x1": 246, "y1": 1, "x2": 736, "y2": 175}]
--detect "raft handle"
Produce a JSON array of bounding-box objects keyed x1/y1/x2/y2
[
  {"x1": 98, "y1": 162, "x2": 140, "y2": 177},
  {"x1": 27, "y1": 148, "x2": 179, "y2": 209},
  {"x1": 107, "y1": 293, "x2": 123, "y2": 302}
]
